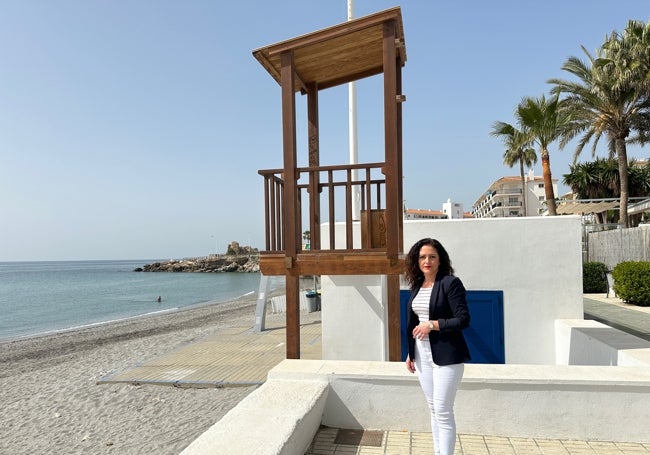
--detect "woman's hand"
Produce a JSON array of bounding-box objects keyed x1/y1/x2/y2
[
  {"x1": 412, "y1": 320, "x2": 438, "y2": 340},
  {"x1": 405, "y1": 356, "x2": 415, "y2": 373}
]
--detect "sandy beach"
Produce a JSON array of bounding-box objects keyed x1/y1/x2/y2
[{"x1": 0, "y1": 294, "x2": 267, "y2": 455}]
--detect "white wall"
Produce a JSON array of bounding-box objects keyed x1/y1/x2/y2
[
  {"x1": 321, "y1": 275, "x2": 387, "y2": 360},
  {"x1": 322, "y1": 216, "x2": 584, "y2": 364},
  {"x1": 268, "y1": 360, "x2": 650, "y2": 443}
]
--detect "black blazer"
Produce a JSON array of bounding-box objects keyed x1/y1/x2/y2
[{"x1": 406, "y1": 274, "x2": 471, "y2": 366}]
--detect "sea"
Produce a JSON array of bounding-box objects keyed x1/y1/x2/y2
[{"x1": 0, "y1": 260, "x2": 280, "y2": 341}]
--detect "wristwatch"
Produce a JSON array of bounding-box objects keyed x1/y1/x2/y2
[{"x1": 428, "y1": 321, "x2": 434, "y2": 330}]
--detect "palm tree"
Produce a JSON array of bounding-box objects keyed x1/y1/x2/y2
[
  {"x1": 563, "y1": 159, "x2": 618, "y2": 224},
  {"x1": 549, "y1": 21, "x2": 650, "y2": 227},
  {"x1": 628, "y1": 160, "x2": 650, "y2": 197},
  {"x1": 490, "y1": 121, "x2": 537, "y2": 216},
  {"x1": 563, "y1": 161, "x2": 601, "y2": 200},
  {"x1": 515, "y1": 94, "x2": 570, "y2": 216},
  {"x1": 564, "y1": 158, "x2": 650, "y2": 224}
]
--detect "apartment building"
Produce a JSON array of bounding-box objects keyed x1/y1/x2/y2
[
  {"x1": 403, "y1": 208, "x2": 447, "y2": 220},
  {"x1": 471, "y1": 170, "x2": 557, "y2": 218},
  {"x1": 404, "y1": 199, "x2": 473, "y2": 220}
]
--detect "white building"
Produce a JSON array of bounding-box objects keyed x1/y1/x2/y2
[
  {"x1": 471, "y1": 170, "x2": 557, "y2": 218},
  {"x1": 404, "y1": 198, "x2": 470, "y2": 220},
  {"x1": 403, "y1": 207, "x2": 446, "y2": 220}
]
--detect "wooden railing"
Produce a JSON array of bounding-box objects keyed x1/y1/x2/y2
[{"x1": 258, "y1": 162, "x2": 388, "y2": 254}]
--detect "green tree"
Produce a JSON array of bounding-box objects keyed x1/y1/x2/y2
[
  {"x1": 563, "y1": 159, "x2": 619, "y2": 223},
  {"x1": 549, "y1": 20, "x2": 650, "y2": 227},
  {"x1": 564, "y1": 158, "x2": 650, "y2": 224},
  {"x1": 515, "y1": 94, "x2": 570, "y2": 216},
  {"x1": 490, "y1": 121, "x2": 537, "y2": 216},
  {"x1": 563, "y1": 160, "x2": 610, "y2": 199},
  {"x1": 629, "y1": 160, "x2": 650, "y2": 196}
]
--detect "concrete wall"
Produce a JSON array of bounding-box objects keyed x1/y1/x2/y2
[
  {"x1": 555, "y1": 319, "x2": 650, "y2": 366},
  {"x1": 269, "y1": 359, "x2": 650, "y2": 443},
  {"x1": 180, "y1": 378, "x2": 329, "y2": 455},
  {"x1": 183, "y1": 359, "x2": 650, "y2": 454},
  {"x1": 321, "y1": 275, "x2": 388, "y2": 360},
  {"x1": 322, "y1": 216, "x2": 584, "y2": 364}
]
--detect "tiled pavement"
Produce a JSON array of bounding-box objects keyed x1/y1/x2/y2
[{"x1": 307, "y1": 426, "x2": 650, "y2": 454}]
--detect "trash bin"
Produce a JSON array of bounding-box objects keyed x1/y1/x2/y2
[{"x1": 306, "y1": 291, "x2": 320, "y2": 312}]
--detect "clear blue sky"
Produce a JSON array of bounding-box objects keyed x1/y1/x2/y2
[{"x1": 2, "y1": 1, "x2": 649, "y2": 261}]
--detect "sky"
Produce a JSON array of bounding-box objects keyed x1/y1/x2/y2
[{"x1": 2, "y1": 1, "x2": 650, "y2": 261}]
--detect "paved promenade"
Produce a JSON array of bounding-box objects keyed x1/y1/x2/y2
[
  {"x1": 583, "y1": 293, "x2": 650, "y2": 342},
  {"x1": 104, "y1": 294, "x2": 650, "y2": 454}
]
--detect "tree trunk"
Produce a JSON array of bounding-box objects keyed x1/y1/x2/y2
[
  {"x1": 519, "y1": 159, "x2": 528, "y2": 216},
  {"x1": 541, "y1": 148, "x2": 557, "y2": 216},
  {"x1": 616, "y1": 137, "x2": 629, "y2": 228}
]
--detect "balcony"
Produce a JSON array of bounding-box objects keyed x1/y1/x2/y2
[{"x1": 258, "y1": 162, "x2": 404, "y2": 276}]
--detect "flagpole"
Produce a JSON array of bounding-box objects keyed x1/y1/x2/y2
[{"x1": 348, "y1": 0, "x2": 360, "y2": 221}]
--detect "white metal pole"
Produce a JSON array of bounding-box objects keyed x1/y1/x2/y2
[{"x1": 348, "y1": 0, "x2": 360, "y2": 221}]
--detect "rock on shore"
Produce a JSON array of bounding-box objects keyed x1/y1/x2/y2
[{"x1": 135, "y1": 241, "x2": 260, "y2": 273}]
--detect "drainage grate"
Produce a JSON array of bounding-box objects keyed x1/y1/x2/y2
[{"x1": 334, "y1": 429, "x2": 383, "y2": 447}]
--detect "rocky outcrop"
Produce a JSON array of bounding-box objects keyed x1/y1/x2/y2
[{"x1": 135, "y1": 241, "x2": 260, "y2": 273}]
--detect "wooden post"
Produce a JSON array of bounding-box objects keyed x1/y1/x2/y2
[
  {"x1": 286, "y1": 274, "x2": 301, "y2": 359},
  {"x1": 383, "y1": 20, "x2": 399, "y2": 264},
  {"x1": 280, "y1": 50, "x2": 301, "y2": 359},
  {"x1": 307, "y1": 83, "x2": 321, "y2": 250},
  {"x1": 387, "y1": 274, "x2": 402, "y2": 361}
]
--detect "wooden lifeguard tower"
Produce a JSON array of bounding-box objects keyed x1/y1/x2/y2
[{"x1": 253, "y1": 7, "x2": 407, "y2": 361}]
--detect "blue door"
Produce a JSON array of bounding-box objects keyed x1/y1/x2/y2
[
  {"x1": 399, "y1": 290, "x2": 411, "y2": 361},
  {"x1": 400, "y1": 289, "x2": 505, "y2": 364},
  {"x1": 465, "y1": 290, "x2": 504, "y2": 364}
]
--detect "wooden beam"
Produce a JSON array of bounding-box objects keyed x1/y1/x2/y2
[
  {"x1": 387, "y1": 274, "x2": 402, "y2": 361},
  {"x1": 280, "y1": 50, "x2": 301, "y2": 359},
  {"x1": 382, "y1": 20, "x2": 400, "y2": 262},
  {"x1": 265, "y1": 7, "x2": 403, "y2": 57},
  {"x1": 259, "y1": 252, "x2": 405, "y2": 276},
  {"x1": 286, "y1": 275, "x2": 301, "y2": 359},
  {"x1": 280, "y1": 51, "x2": 298, "y2": 263},
  {"x1": 307, "y1": 83, "x2": 321, "y2": 251},
  {"x1": 396, "y1": 53, "x2": 405, "y2": 251}
]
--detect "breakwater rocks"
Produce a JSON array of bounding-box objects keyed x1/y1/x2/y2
[
  {"x1": 135, "y1": 241, "x2": 260, "y2": 273},
  {"x1": 135, "y1": 255, "x2": 259, "y2": 273}
]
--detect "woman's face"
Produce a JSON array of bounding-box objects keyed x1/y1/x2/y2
[{"x1": 418, "y1": 244, "x2": 439, "y2": 278}]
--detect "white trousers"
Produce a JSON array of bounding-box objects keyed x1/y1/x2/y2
[{"x1": 415, "y1": 339, "x2": 464, "y2": 455}]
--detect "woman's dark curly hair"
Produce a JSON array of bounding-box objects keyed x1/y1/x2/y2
[{"x1": 404, "y1": 238, "x2": 454, "y2": 290}]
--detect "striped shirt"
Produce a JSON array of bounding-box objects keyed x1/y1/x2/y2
[{"x1": 412, "y1": 286, "x2": 433, "y2": 335}]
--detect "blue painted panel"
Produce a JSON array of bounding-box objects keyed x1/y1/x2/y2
[
  {"x1": 399, "y1": 289, "x2": 505, "y2": 364},
  {"x1": 465, "y1": 290, "x2": 505, "y2": 364},
  {"x1": 400, "y1": 290, "x2": 410, "y2": 361}
]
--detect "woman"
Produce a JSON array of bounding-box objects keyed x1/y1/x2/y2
[{"x1": 404, "y1": 238, "x2": 471, "y2": 455}]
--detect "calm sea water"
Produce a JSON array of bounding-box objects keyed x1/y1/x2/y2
[{"x1": 0, "y1": 260, "x2": 274, "y2": 340}]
